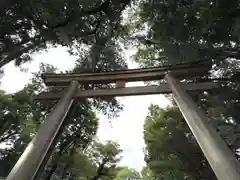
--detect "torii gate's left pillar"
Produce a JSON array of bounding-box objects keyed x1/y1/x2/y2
[{"x1": 6, "y1": 81, "x2": 79, "y2": 180}]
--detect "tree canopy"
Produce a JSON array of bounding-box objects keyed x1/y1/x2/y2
[
  {"x1": 143, "y1": 104, "x2": 217, "y2": 179},
  {"x1": 115, "y1": 167, "x2": 141, "y2": 179},
  {"x1": 0, "y1": 0, "x2": 132, "y2": 69},
  {"x1": 122, "y1": 0, "x2": 240, "y2": 67}
]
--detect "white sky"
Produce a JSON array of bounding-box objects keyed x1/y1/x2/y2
[{"x1": 0, "y1": 46, "x2": 170, "y2": 171}]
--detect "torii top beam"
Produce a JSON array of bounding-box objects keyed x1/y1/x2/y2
[{"x1": 41, "y1": 60, "x2": 211, "y2": 86}]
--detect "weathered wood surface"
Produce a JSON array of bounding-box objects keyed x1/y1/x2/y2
[
  {"x1": 42, "y1": 67, "x2": 210, "y2": 86},
  {"x1": 35, "y1": 82, "x2": 218, "y2": 100},
  {"x1": 42, "y1": 61, "x2": 211, "y2": 86}
]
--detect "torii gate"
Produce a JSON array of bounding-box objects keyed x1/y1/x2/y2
[{"x1": 6, "y1": 61, "x2": 240, "y2": 180}]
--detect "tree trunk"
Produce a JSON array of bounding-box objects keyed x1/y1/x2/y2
[
  {"x1": 43, "y1": 140, "x2": 73, "y2": 180},
  {"x1": 91, "y1": 161, "x2": 106, "y2": 180},
  {"x1": 0, "y1": 120, "x2": 10, "y2": 139}
]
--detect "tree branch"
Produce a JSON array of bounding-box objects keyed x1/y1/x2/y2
[
  {"x1": 0, "y1": 37, "x2": 44, "y2": 68},
  {"x1": 82, "y1": 0, "x2": 110, "y2": 15},
  {"x1": 0, "y1": 131, "x2": 18, "y2": 142}
]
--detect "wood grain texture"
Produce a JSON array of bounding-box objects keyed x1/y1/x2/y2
[{"x1": 35, "y1": 82, "x2": 218, "y2": 100}]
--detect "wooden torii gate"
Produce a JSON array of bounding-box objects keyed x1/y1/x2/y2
[{"x1": 6, "y1": 61, "x2": 240, "y2": 180}]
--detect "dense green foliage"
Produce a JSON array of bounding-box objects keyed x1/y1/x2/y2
[
  {"x1": 123, "y1": 0, "x2": 240, "y2": 67},
  {"x1": 0, "y1": 0, "x2": 132, "y2": 69},
  {"x1": 144, "y1": 105, "x2": 216, "y2": 179},
  {"x1": 115, "y1": 167, "x2": 141, "y2": 179}
]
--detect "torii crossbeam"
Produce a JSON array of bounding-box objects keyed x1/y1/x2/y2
[{"x1": 6, "y1": 61, "x2": 240, "y2": 180}]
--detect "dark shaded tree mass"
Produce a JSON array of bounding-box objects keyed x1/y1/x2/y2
[
  {"x1": 144, "y1": 105, "x2": 217, "y2": 179},
  {"x1": 0, "y1": 0, "x2": 132, "y2": 69},
  {"x1": 123, "y1": 0, "x2": 240, "y2": 67}
]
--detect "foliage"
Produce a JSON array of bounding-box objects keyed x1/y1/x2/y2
[
  {"x1": 143, "y1": 102, "x2": 240, "y2": 179},
  {"x1": 123, "y1": 0, "x2": 240, "y2": 67},
  {"x1": 115, "y1": 166, "x2": 141, "y2": 179},
  {"x1": 47, "y1": 140, "x2": 123, "y2": 180},
  {"x1": 87, "y1": 140, "x2": 123, "y2": 180},
  {"x1": 140, "y1": 166, "x2": 155, "y2": 180},
  {"x1": 143, "y1": 104, "x2": 218, "y2": 179},
  {"x1": 0, "y1": 0, "x2": 133, "y2": 69}
]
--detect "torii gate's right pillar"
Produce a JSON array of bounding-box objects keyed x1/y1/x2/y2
[{"x1": 165, "y1": 73, "x2": 240, "y2": 180}]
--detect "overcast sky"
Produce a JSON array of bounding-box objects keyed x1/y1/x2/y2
[{"x1": 0, "y1": 46, "x2": 170, "y2": 171}]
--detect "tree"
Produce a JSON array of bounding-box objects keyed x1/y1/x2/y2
[
  {"x1": 0, "y1": 0, "x2": 133, "y2": 69},
  {"x1": 0, "y1": 89, "x2": 32, "y2": 143},
  {"x1": 88, "y1": 140, "x2": 123, "y2": 180},
  {"x1": 140, "y1": 166, "x2": 155, "y2": 180},
  {"x1": 43, "y1": 140, "x2": 123, "y2": 180},
  {"x1": 42, "y1": 148, "x2": 96, "y2": 180},
  {"x1": 123, "y1": 0, "x2": 240, "y2": 67},
  {"x1": 143, "y1": 103, "x2": 240, "y2": 179},
  {"x1": 143, "y1": 104, "x2": 218, "y2": 179},
  {"x1": 0, "y1": 88, "x2": 36, "y2": 176},
  {"x1": 115, "y1": 167, "x2": 141, "y2": 180}
]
